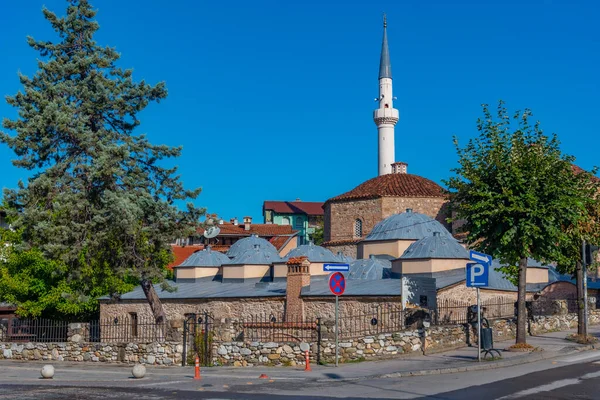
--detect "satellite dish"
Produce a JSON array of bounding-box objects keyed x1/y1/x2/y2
[{"x1": 204, "y1": 226, "x2": 221, "y2": 239}]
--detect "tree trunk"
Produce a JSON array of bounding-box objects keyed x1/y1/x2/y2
[
  {"x1": 516, "y1": 256, "x2": 528, "y2": 344},
  {"x1": 576, "y1": 261, "x2": 585, "y2": 336},
  {"x1": 141, "y1": 279, "x2": 168, "y2": 324}
]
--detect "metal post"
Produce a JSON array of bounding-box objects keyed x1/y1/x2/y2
[
  {"x1": 477, "y1": 287, "x2": 481, "y2": 362},
  {"x1": 583, "y1": 241, "x2": 588, "y2": 338},
  {"x1": 316, "y1": 317, "x2": 322, "y2": 365},
  {"x1": 335, "y1": 295, "x2": 339, "y2": 367},
  {"x1": 182, "y1": 319, "x2": 188, "y2": 367}
]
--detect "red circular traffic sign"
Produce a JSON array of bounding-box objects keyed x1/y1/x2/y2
[{"x1": 329, "y1": 272, "x2": 346, "y2": 296}]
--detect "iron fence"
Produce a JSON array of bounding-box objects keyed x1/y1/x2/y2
[
  {"x1": 481, "y1": 297, "x2": 516, "y2": 319},
  {"x1": 434, "y1": 299, "x2": 469, "y2": 325},
  {"x1": 2, "y1": 318, "x2": 69, "y2": 342},
  {"x1": 530, "y1": 297, "x2": 578, "y2": 316},
  {"x1": 89, "y1": 317, "x2": 167, "y2": 342},
  {"x1": 233, "y1": 314, "x2": 319, "y2": 343},
  {"x1": 337, "y1": 304, "x2": 404, "y2": 339}
]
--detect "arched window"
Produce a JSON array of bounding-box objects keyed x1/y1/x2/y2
[
  {"x1": 354, "y1": 219, "x2": 363, "y2": 238},
  {"x1": 282, "y1": 217, "x2": 291, "y2": 226}
]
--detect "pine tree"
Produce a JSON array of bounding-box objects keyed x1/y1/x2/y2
[{"x1": 1, "y1": 1, "x2": 203, "y2": 323}]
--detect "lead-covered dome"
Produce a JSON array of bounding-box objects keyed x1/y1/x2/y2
[
  {"x1": 226, "y1": 235, "x2": 278, "y2": 259},
  {"x1": 227, "y1": 244, "x2": 283, "y2": 265},
  {"x1": 284, "y1": 242, "x2": 340, "y2": 262},
  {"x1": 364, "y1": 209, "x2": 450, "y2": 242},
  {"x1": 347, "y1": 256, "x2": 392, "y2": 280},
  {"x1": 177, "y1": 247, "x2": 231, "y2": 267},
  {"x1": 400, "y1": 231, "x2": 468, "y2": 259},
  {"x1": 327, "y1": 174, "x2": 446, "y2": 202}
]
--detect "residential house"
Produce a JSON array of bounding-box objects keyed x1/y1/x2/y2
[{"x1": 263, "y1": 200, "x2": 324, "y2": 245}]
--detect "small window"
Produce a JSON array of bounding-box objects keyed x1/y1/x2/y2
[
  {"x1": 420, "y1": 296, "x2": 428, "y2": 307},
  {"x1": 354, "y1": 219, "x2": 363, "y2": 238},
  {"x1": 282, "y1": 217, "x2": 291, "y2": 226},
  {"x1": 295, "y1": 218, "x2": 303, "y2": 228},
  {"x1": 129, "y1": 312, "x2": 138, "y2": 337}
]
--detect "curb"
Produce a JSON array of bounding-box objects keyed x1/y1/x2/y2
[{"x1": 315, "y1": 344, "x2": 598, "y2": 382}]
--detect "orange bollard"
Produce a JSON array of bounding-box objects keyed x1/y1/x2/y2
[
  {"x1": 304, "y1": 350, "x2": 311, "y2": 372},
  {"x1": 194, "y1": 355, "x2": 201, "y2": 380}
]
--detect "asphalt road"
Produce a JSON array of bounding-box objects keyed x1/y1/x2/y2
[{"x1": 2, "y1": 351, "x2": 600, "y2": 399}]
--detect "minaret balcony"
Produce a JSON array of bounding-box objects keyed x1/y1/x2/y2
[{"x1": 373, "y1": 108, "x2": 399, "y2": 125}]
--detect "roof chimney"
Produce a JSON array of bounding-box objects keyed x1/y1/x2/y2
[
  {"x1": 243, "y1": 216, "x2": 252, "y2": 231},
  {"x1": 295, "y1": 198, "x2": 301, "y2": 202},
  {"x1": 391, "y1": 162, "x2": 408, "y2": 174},
  {"x1": 232, "y1": 217, "x2": 238, "y2": 226}
]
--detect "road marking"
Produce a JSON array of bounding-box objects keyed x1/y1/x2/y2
[
  {"x1": 495, "y1": 370, "x2": 600, "y2": 399},
  {"x1": 557, "y1": 351, "x2": 600, "y2": 363}
]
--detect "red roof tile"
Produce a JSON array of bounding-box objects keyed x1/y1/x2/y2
[
  {"x1": 322, "y1": 239, "x2": 361, "y2": 246},
  {"x1": 263, "y1": 201, "x2": 324, "y2": 216},
  {"x1": 572, "y1": 165, "x2": 600, "y2": 182},
  {"x1": 327, "y1": 174, "x2": 446, "y2": 203},
  {"x1": 167, "y1": 245, "x2": 203, "y2": 270}
]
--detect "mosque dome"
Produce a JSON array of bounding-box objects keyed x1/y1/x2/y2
[
  {"x1": 284, "y1": 242, "x2": 340, "y2": 262},
  {"x1": 347, "y1": 256, "x2": 392, "y2": 280},
  {"x1": 400, "y1": 231, "x2": 469, "y2": 259},
  {"x1": 228, "y1": 244, "x2": 283, "y2": 265},
  {"x1": 226, "y1": 235, "x2": 278, "y2": 259},
  {"x1": 336, "y1": 251, "x2": 354, "y2": 263},
  {"x1": 364, "y1": 209, "x2": 451, "y2": 242},
  {"x1": 327, "y1": 174, "x2": 445, "y2": 203},
  {"x1": 177, "y1": 247, "x2": 231, "y2": 267}
]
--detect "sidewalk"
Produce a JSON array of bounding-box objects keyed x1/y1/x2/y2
[{"x1": 0, "y1": 325, "x2": 598, "y2": 385}]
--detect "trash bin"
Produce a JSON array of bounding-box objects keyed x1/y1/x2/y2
[{"x1": 481, "y1": 327, "x2": 493, "y2": 351}]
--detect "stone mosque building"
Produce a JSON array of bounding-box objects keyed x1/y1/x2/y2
[
  {"x1": 100, "y1": 19, "x2": 585, "y2": 323},
  {"x1": 322, "y1": 17, "x2": 450, "y2": 259}
]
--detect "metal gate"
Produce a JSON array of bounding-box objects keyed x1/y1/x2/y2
[{"x1": 182, "y1": 312, "x2": 214, "y2": 367}]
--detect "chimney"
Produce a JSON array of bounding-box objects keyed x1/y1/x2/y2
[
  {"x1": 231, "y1": 217, "x2": 238, "y2": 226},
  {"x1": 391, "y1": 162, "x2": 408, "y2": 174},
  {"x1": 218, "y1": 219, "x2": 224, "y2": 225},
  {"x1": 295, "y1": 198, "x2": 301, "y2": 202},
  {"x1": 285, "y1": 256, "x2": 310, "y2": 321},
  {"x1": 243, "y1": 216, "x2": 252, "y2": 231}
]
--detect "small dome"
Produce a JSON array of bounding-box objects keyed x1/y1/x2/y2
[
  {"x1": 400, "y1": 232, "x2": 469, "y2": 259},
  {"x1": 327, "y1": 174, "x2": 445, "y2": 202},
  {"x1": 347, "y1": 256, "x2": 392, "y2": 280},
  {"x1": 364, "y1": 209, "x2": 451, "y2": 242},
  {"x1": 177, "y1": 247, "x2": 231, "y2": 267},
  {"x1": 228, "y1": 245, "x2": 283, "y2": 265},
  {"x1": 284, "y1": 242, "x2": 340, "y2": 262},
  {"x1": 227, "y1": 235, "x2": 278, "y2": 259}
]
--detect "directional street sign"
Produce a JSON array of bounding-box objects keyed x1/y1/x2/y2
[
  {"x1": 323, "y1": 263, "x2": 350, "y2": 272},
  {"x1": 469, "y1": 250, "x2": 492, "y2": 266},
  {"x1": 329, "y1": 272, "x2": 346, "y2": 296},
  {"x1": 466, "y1": 263, "x2": 489, "y2": 287}
]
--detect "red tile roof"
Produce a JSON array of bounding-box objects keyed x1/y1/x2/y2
[
  {"x1": 322, "y1": 239, "x2": 361, "y2": 246},
  {"x1": 263, "y1": 201, "x2": 324, "y2": 216},
  {"x1": 572, "y1": 165, "x2": 600, "y2": 182},
  {"x1": 327, "y1": 174, "x2": 446, "y2": 203},
  {"x1": 198, "y1": 222, "x2": 296, "y2": 237},
  {"x1": 269, "y1": 235, "x2": 295, "y2": 251},
  {"x1": 167, "y1": 245, "x2": 203, "y2": 270}
]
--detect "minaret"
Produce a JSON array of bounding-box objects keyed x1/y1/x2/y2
[{"x1": 373, "y1": 15, "x2": 399, "y2": 176}]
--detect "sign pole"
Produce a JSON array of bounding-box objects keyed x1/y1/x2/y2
[
  {"x1": 477, "y1": 287, "x2": 481, "y2": 362},
  {"x1": 335, "y1": 294, "x2": 339, "y2": 367}
]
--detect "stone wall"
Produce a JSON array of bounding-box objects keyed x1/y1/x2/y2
[
  {"x1": 325, "y1": 198, "x2": 382, "y2": 242},
  {"x1": 100, "y1": 297, "x2": 285, "y2": 322},
  {"x1": 381, "y1": 197, "x2": 449, "y2": 229}
]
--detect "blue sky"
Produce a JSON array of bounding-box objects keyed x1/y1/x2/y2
[{"x1": 1, "y1": 0, "x2": 598, "y2": 221}]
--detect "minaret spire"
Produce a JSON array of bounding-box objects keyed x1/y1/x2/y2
[
  {"x1": 373, "y1": 15, "x2": 399, "y2": 176},
  {"x1": 379, "y1": 14, "x2": 392, "y2": 79}
]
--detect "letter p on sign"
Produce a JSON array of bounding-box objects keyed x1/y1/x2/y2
[{"x1": 466, "y1": 263, "x2": 489, "y2": 287}]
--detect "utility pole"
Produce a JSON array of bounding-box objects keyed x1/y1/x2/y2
[{"x1": 582, "y1": 241, "x2": 588, "y2": 338}]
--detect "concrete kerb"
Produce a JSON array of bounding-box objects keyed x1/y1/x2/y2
[{"x1": 315, "y1": 344, "x2": 598, "y2": 382}]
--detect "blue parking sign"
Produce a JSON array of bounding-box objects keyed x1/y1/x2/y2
[{"x1": 466, "y1": 263, "x2": 489, "y2": 287}]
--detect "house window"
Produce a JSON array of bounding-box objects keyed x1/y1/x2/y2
[
  {"x1": 295, "y1": 218, "x2": 303, "y2": 228},
  {"x1": 129, "y1": 312, "x2": 138, "y2": 337},
  {"x1": 354, "y1": 219, "x2": 363, "y2": 238},
  {"x1": 282, "y1": 217, "x2": 291, "y2": 226}
]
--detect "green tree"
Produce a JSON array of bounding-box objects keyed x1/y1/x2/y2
[
  {"x1": 447, "y1": 101, "x2": 592, "y2": 345},
  {"x1": 0, "y1": 1, "x2": 203, "y2": 323}
]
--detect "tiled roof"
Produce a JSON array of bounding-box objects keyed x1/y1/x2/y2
[
  {"x1": 269, "y1": 235, "x2": 295, "y2": 251},
  {"x1": 327, "y1": 174, "x2": 446, "y2": 203},
  {"x1": 572, "y1": 165, "x2": 600, "y2": 182},
  {"x1": 198, "y1": 222, "x2": 296, "y2": 237},
  {"x1": 263, "y1": 201, "x2": 324, "y2": 216},
  {"x1": 167, "y1": 245, "x2": 203, "y2": 270},
  {"x1": 322, "y1": 239, "x2": 361, "y2": 246}
]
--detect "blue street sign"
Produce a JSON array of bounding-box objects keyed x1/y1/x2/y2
[
  {"x1": 329, "y1": 272, "x2": 346, "y2": 296},
  {"x1": 466, "y1": 263, "x2": 489, "y2": 287},
  {"x1": 469, "y1": 250, "x2": 492, "y2": 266},
  {"x1": 323, "y1": 263, "x2": 350, "y2": 272}
]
